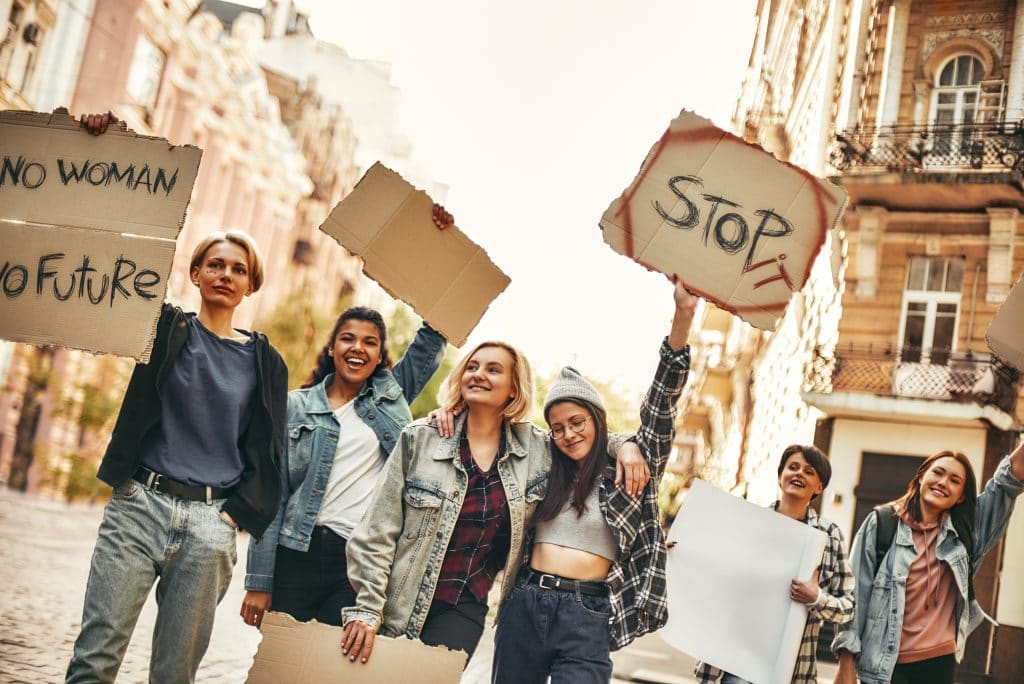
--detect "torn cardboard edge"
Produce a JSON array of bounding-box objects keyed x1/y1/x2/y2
[
  {"x1": 0, "y1": 220, "x2": 175, "y2": 364},
  {"x1": 320, "y1": 162, "x2": 510, "y2": 347},
  {"x1": 599, "y1": 109, "x2": 848, "y2": 330},
  {"x1": 247, "y1": 612, "x2": 467, "y2": 684},
  {"x1": 986, "y1": 274, "x2": 1024, "y2": 372},
  {"x1": 0, "y1": 108, "x2": 202, "y2": 241}
]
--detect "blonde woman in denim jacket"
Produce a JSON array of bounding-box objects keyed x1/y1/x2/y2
[
  {"x1": 340, "y1": 341, "x2": 648, "y2": 663},
  {"x1": 834, "y1": 441, "x2": 1024, "y2": 684}
]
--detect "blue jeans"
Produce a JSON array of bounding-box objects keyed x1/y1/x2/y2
[
  {"x1": 492, "y1": 578, "x2": 613, "y2": 684},
  {"x1": 721, "y1": 674, "x2": 753, "y2": 684},
  {"x1": 66, "y1": 479, "x2": 237, "y2": 683}
]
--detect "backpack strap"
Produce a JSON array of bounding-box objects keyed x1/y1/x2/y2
[
  {"x1": 873, "y1": 505, "x2": 898, "y2": 566},
  {"x1": 873, "y1": 504, "x2": 975, "y2": 602}
]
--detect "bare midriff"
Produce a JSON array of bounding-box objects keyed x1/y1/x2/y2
[{"x1": 530, "y1": 542, "x2": 612, "y2": 581}]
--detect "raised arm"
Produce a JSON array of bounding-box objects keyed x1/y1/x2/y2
[
  {"x1": 973, "y1": 438, "x2": 1024, "y2": 569},
  {"x1": 391, "y1": 322, "x2": 446, "y2": 404},
  {"x1": 636, "y1": 281, "x2": 696, "y2": 482}
]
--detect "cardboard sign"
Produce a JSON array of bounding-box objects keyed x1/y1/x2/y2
[
  {"x1": 987, "y1": 275, "x2": 1024, "y2": 372},
  {"x1": 246, "y1": 612, "x2": 467, "y2": 684},
  {"x1": 320, "y1": 162, "x2": 510, "y2": 346},
  {"x1": 662, "y1": 480, "x2": 827, "y2": 684},
  {"x1": 0, "y1": 109, "x2": 201, "y2": 362},
  {"x1": 600, "y1": 110, "x2": 848, "y2": 329}
]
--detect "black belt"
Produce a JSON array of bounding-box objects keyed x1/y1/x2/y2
[
  {"x1": 526, "y1": 569, "x2": 607, "y2": 597},
  {"x1": 132, "y1": 467, "x2": 234, "y2": 504}
]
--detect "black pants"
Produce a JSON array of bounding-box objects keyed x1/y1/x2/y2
[
  {"x1": 890, "y1": 654, "x2": 956, "y2": 684},
  {"x1": 419, "y1": 598, "x2": 489, "y2": 659},
  {"x1": 271, "y1": 525, "x2": 356, "y2": 626},
  {"x1": 491, "y1": 576, "x2": 613, "y2": 684}
]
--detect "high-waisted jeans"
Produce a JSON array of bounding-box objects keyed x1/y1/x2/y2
[{"x1": 66, "y1": 479, "x2": 237, "y2": 684}]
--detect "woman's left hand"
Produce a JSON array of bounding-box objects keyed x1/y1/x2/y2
[
  {"x1": 615, "y1": 441, "x2": 650, "y2": 497},
  {"x1": 432, "y1": 203, "x2": 454, "y2": 229},
  {"x1": 790, "y1": 570, "x2": 820, "y2": 604}
]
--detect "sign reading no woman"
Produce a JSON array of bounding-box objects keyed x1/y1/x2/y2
[
  {"x1": 0, "y1": 109, "x2": 202, "y2": 362},
  {"x1": 600, "y1": 110, "x2": 848, "y2": 330}
]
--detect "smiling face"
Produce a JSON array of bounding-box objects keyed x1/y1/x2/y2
[
  {"x1": 778, "y1": 451, "x2": 824, "y2": 504},
  {"x1": 329, "y1": 319, "x2": 383, "y2": 390},
  {"x1": 918, "y1": 456, "x2": 967, "y2": 514},
  {"x1": 547, "y1": 401, "x2": 596, "y2": 462},
  {"x1": 190, "y1": 240, "x2": 253, "y2": 310},
  {"x1": 460, "y1": 345, "x2": 515, "y2": 414}
]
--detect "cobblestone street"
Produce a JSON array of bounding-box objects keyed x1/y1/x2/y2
[
  {"x1": 0, "y1": 488, "x2": 836, "y2": 684},
  {"x1": 0, "y1": 488, "x2": 260, "y2": 683}
]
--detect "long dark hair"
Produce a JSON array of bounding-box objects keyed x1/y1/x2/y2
[
  {"x1": 532, "y1": 400, "x2": 609, "y2": 523},
  {"x1": 888, "y1": 450, "x2": 974, "y2": 536},
  {"x1": 302, "y1": 307, "x2": 392, "y2": 389}
]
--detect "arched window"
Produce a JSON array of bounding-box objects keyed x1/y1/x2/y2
[{"x1": 932, "y1": 55, "x2": 984, "y2": 126}]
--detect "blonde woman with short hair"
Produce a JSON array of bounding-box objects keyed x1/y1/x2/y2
[{"x1": 66, "y1": 109, "x2": 288, "y2": 684}]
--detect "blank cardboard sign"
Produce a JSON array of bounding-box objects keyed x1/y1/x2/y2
[
  {"x1": 0, "y1": 109, "x2": 201, "y2": 362},
  {"x1": 987, "y1": 275, "x2": 1024, "y2": 372},
  {"x1": 600, "y1": 110, "x2": 848, "y2": 330},
  {"x1": 247, "y1": 612, "x2": 466, "y2": 684},
  {"x1": 320, "y1": 162, "x2": 510, "y2": 346}
]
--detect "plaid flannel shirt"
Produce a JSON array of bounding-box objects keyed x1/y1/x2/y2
[
  {"x1": 694, "y1": 506, "x2": 856, "y2": 683},
  {"x1": 433, "y1": 436, "x2": 510, "y2": 604},
  {"x1": 602, "y1": 339, "x2": 690, "y2": 649}
]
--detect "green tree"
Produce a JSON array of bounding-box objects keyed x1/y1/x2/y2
[{"x1": 261, "y1": 290, "x2": 351, "y2": 391}]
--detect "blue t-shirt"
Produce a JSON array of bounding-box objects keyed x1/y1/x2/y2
[{"x1": 141, "y1": 316, "x2": 257, "y2": 487}]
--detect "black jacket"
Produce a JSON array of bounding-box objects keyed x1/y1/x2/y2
[{"x1": 97, "y1": 304, "x2": 288, "y2": 539}]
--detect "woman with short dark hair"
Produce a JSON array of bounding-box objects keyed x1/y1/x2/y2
[{"x1": 695, "y1": 443, "x2": 855, "y2": 684}]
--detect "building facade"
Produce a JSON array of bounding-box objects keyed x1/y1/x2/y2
[
  {"x1": 0, "y1": 0, "x2": 365, "y2": 496},
  {"x1": 715, "y1": 1, "x2": 1024, "y2": 680}
]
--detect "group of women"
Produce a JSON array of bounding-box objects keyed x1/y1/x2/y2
[{"x1": 65, "y1": 112, "x2": 1024, "y2": 684}]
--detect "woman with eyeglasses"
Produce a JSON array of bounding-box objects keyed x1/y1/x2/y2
[
  {"x1": 339, "y1": 336, "x2": 651, "y2": 666},
  {"x1": 490, "y1": 279, "x2": 696, "y2": 684}
]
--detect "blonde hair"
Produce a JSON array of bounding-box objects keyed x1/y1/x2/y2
[
  {"x1": 439, "y1": 341, "x2": 533, "y2": 422},
  {"x1": 189, "y1": 230, "x2": 266, "y2": 293}
]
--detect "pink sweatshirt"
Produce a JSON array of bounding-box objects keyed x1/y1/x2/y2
[{"x1": 897, "y1": 510, "x2": 958, "y2": 663}]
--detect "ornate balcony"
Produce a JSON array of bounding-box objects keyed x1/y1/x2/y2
[
  {"x1": 828, "y1": 122, "x2": 1024, "y2": 211},
  {"x1": 831, "y1": 122, "x2": 1024, "y2": 173},
  {"x1": 806, "y1": 344, "x2": 1020, "y2": 415}
]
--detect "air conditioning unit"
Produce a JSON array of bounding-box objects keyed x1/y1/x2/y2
[{"x1": 22, "y1": 23, "x2": 40, "y2": 45}]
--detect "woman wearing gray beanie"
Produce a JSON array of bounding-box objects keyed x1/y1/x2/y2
[{"x1": 491, "y1": 280, "x2": 697, "y2": 684}]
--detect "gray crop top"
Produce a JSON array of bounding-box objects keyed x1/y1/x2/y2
[{"x1": 534, "y1": 484, "x2": 618, "y2": 561}]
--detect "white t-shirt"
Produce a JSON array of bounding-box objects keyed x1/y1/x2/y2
[{"x1": 314, "y1": 400, "x2": 386, "y2": 539}]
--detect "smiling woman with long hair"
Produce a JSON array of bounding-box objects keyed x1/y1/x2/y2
[
  {"x1": 490, "y1": 280, "x2": 696, "y2": 684},
  {"x1": 833, "y1": 442, "x2": 1024, "y2": 684},
  {"x1": 239, "y1": 205, "x2": 451, "y2": 630}
]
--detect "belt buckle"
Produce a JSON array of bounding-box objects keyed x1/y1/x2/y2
[
  {"x1": 538, "y1": 573, "x2": 560, "y2": 590},
  {"x1": 145, "y1": 471, "x2": 162, "y2": 491}
]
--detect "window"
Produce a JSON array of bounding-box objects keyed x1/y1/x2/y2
[
  {"x1": 125, "y1": 35, "x2": 165, "y2": 110},
  {"x1": 899, "y1": 257, "x2": 963, "y2": 364}
]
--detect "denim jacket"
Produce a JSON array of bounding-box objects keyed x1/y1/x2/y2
[
  {"x1": 833, "y1": 455, "x2": 1024, "y2": 684},
  {"x1": 244, "y1": 323, "x2": 445, "y2": 592},
  {"x1": 342, "y1": 413, "x2": 551, "y2": 637}
]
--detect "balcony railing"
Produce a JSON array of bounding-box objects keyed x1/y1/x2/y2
[
  {"x1": 830, "y1": 122, "x2": 1024, "y2": 174},
  {"x1": 806, "y1": 345, "x2": 1020, "y2": 414}
]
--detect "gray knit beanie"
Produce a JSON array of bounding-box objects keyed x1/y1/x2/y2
[{"x1": 544, "y1": 366, "x2": 605, "y2": 416}]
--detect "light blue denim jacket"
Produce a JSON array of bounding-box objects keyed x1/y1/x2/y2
[
  {"x1": 244, "y1": 323, "x2": 445, "y2": 592},
  {"x1": 833, "y1": 455, "x2": 1024, "y2": 684}
]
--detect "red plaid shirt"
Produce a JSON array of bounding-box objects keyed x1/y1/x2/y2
[{"x1": 433, "y1": 434, "x2": 510, "y2": 604}]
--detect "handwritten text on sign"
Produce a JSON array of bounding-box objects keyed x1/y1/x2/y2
[
  {"x1": 600, "y1": 110, "x2": 848, "y2": 330},
  {"x1": 0, "y1": 108, "x2": 202, "y2": 362}
]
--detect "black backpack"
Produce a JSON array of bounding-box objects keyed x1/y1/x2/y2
[{"x1": 873, "y1": 505, "x2": 975, "y2": 601}]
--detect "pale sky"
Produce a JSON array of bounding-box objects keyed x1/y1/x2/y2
[{"x1": 300, "y1": 0, "x2": 757, "y2": 396}]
